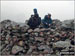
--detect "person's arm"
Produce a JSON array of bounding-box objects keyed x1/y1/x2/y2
[
  {"x1": 49, "y1": 24, "x2": 51, "y2": 26},
  {"x1": 50, "y1": 18, "x2": 52, "y2": 24},
  {"x1": 27, "y1": 18, "x2": 32, "y2": 25},
  {"x1": 42, "y1": 20, "x2": 48, "y2": 25},
  {"x1": 48, "y1": 18, "x2": 52, "y2": 26},
  {"x1": 38, "y1": 17, "x2": 41, "y2": 25}
]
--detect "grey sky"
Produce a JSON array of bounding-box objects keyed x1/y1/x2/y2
[{"x1": 1, "y1": 1, "x2": 74, "y2": 23}]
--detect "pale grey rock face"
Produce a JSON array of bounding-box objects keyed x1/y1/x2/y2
[
  {"x1": 62, "y1": 19, "x2": 74, "y2": 29},
  {"x1": 53, "y1": 41, "x2": 71, "y2": 47},
  {"x1": 11, "y1": 45, "x2": 23, "y2": 54}
]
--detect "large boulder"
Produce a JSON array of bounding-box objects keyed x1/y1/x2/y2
[
  {"x1": 61, "y1": 19, "x2": 75, "y2": 29},
  {"x1": 52, "y1": 19, "x2": 62, "y2": 26},
  {"x1": 0, "y1": 20, "x2": 18, "y2": 28},
  {"x1": 0, "y1": 19, "x2": 26, "y2": 28},
  {"x1": 11, "y1": 45, "x2": 23, "y2": 54},
  {"x1": 53, "y1": 41, "x2": 71, "y2": 48}
]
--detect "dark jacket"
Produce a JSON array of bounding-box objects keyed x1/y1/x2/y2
[
  {"x1": 28, "y1": 14, "x2": 41, "y2": 29},
  {"x1": 28, "y1": 9, "x2": 41, "y2": 29},
  {"x1": 42, "y1": 15, "x2": 52, "y2": 28}
]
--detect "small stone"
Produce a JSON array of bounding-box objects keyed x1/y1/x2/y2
[
  {"x1": 28, "y1": 29, "x2": 33, "y2": 33},
  {"x1": 43, "y1": 50, "x2": 49, "y2": 54},
  {"x1": 51, "y1": 29, "x2": 55, "y2": 32},
  {"x1": 39, "y1": 32, "x2": 44, "y2": 37},
  {"x1": 5, "y1": 40, "x2": 9, "y2": 44},
  {"x1": 18, "y1": 40, "x2": 24, "y2": 46},
  {"x1": 32, "y1": 51, "x2": 38, "y2": 54},
  {"x1": 13, "y1": 36, "x2": 18, "y2": 42},
  {"x1": 47, "y1": 32, "x2": 50, "y2": 35},
  {"x1": 23, "y1": 50, "x2": 26, "y2": 52},
  {"x1": 39, "y1": 54, "x2": 43, "y2": 56},
  {"x1": 34, "y1": 33, "x2": 39, "y2": 36},
  {"x1": 34, "y1": 28, "x2": 40, "y2": 32},
  {"x1": 35, "y1": 37, "x2": 44, "y2": 42},
  {"x1": 40, "y1": 28, "x2": 45, "y2": 31}
]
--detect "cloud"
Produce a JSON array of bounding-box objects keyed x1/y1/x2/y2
[{"x1": 1, "y1": 1, "x2": 74, "y2": 22}]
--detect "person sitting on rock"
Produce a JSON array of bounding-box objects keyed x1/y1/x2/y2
[
  {"x1": 27, "y1": 8, "x2": 41, "y2": 29},
  {"x1": 42, "y1": 14, "x2": 52, "y2": 28}
]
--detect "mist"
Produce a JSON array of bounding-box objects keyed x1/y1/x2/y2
[{"x1": 1, "y1": 1, "x2": 74, "y2": 23}]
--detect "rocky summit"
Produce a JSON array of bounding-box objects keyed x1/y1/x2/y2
[{"x1": 0, "y1": 19, "x2": 75, "y2": 56}]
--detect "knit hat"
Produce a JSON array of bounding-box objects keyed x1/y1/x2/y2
[{"x1": 33, "y1": 8, "x2": 37, "y2": 14}]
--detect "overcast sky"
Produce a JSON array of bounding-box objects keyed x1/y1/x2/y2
[{"x1": 1, "y1": 1, "x2": 74, "y2": 23}]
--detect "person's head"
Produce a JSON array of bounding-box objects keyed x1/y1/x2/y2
[
  {"x1": 48, "y1": 13, "x2": 51, "y2": 18},
  {"x1": 31, "y1": 15, "x2": 34, "y2": 18},
  {"x1": 44, "y1": 15, "x2": 48, "y2": 19},
  {"x1": 33, "y1": 8, "x2": 37, "y2": 14}
]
